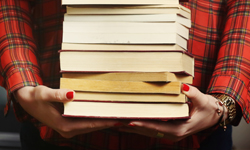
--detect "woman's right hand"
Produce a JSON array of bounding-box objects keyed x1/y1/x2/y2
[{"x1": 15, "y1": 85, "x2": 121, "y2": 138}]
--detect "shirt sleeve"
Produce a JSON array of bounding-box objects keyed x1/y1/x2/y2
[
  {"x1": 0, "y1": 0, "x2": 43, "y2": 95},
  {"x1": 207, "y1": 0, "x2": 250, "y2": 124}
]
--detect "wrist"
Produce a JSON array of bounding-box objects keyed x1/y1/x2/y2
[{"x1": 211, "y1": 94, "x2": 236, "y2": 127}]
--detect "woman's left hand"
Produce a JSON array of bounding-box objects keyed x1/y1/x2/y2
[{"x1": 118, "y1": 84, "x2": 227, "y2": 141}]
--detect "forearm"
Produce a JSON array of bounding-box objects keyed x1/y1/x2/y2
[
  {"x1": 207, "y1": 0, "x2": 250, "y2": 124},
  {"x1": 0, "y1": 0, "x2": 42, "y2": 94}
]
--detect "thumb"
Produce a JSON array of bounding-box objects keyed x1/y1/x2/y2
[
  {"x1": 182, "y1": 84, "x2": 207, "y2": 106},
  {"x1": 34, "y1": 85, "x2": 75, "y2": 102}
]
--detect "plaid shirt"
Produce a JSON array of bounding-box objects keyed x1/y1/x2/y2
[{"x1": 0, "y1": 0, "x2": 250, "y2": 149}]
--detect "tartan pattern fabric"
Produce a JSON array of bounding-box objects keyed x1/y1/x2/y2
[{"x1": 0, "y1": 0, "x2": 250, "y2": 149}]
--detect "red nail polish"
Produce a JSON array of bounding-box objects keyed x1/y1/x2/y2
[
  {"x1": 183, "y1": 84, "x2": 190, "y2": 92},
  {"x1": 114, "y1": 122, "x2": 123, "y2": 127},
  {"x1": 66, "y1": 91, "x2": 74, "y2": 99},
  {"x1": 128, "y1": 123, "x2": 136, "y2": 127}
]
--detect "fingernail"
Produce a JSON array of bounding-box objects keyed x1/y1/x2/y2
[
  {"x1": 114, "y1": 122, "x2": 123, "y2": 127},
  {"x1": 183, "y1": 84, "x2": 190, "y2": 92},
  {"x1": 128, "y1": 123, "x2": 136, "y2": 127},
  {"x1": 66, "y1": 91, "x2": 74, "y2": 99}
]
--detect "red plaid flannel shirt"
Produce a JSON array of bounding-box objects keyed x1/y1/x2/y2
[{"x1": 0, "y1": 0, "x2": 250, "y2": 149}]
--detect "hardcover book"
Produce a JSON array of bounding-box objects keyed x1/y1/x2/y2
[
  {"x1": 63, "y1": 22, "x2": 189, "y2": 40},
  {"x1": 61, "y1": 43, "x2": 186, "y2": 51},
  {"x1": 62, "y1": 72, "x2": 193, "y2": 83},
  {"x1": 59, "y1": 50, "x2": 194, "y2": 76},
  {"x1": 63, "y1": 101, "x2": 190, "y2": 119},
  {"x1": 60, "y1": 78, "x2": 182, "y2": 94},
  {"x1": 66, "y1": 5, "x2": 191, "y2": 19},
  {"x1": 62, "y1": 33, "x2": 187, "y2": 49},
  {"x1": 62, "y1": 0, "x2": 189, "y2": 5},
  {"x1": 71, "y1": 91, "x2": 187, "y2": 103},
  {"x1": 63, "y1": 14, "x2": 191, "y2": 28}
]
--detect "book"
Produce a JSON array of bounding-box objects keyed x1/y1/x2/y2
[
  {"x1": 62, "y1": 33, "x2": 187, "y2": 49},
  {"x1": 62, "y1": 72, "x2": 193, "y2": 84},
  {"x1": 61, "y1": 43, "x2": 186, "y2": 51},
  {"x1": 63, "y1": 22, "x2": 189, "y2": 40},
  {"x1": 72, "y1": 91, "x2": 187, "y2": 103},
  {"x1": 62, "y1": 0, "x2": 188, "y2": 5},
  {"x1": 60, "y1": 78, "x2": 182, "y2": 94},
  {"x1": 63, "y1": 13, "x2": 191, "y2": 28},
  {"x1": 66, "y1": 5, "x2": 191, "y2": 19},
  {"x1": 63, "y1": 101, "x2": 190, "y2": 119},
  {"x1": 59, "y1": 50, "x2": 194, "y2": 76}
]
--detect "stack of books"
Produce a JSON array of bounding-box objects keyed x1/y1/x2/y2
[{"x1": 60, "y1": 0, "x2": 193, "y2": 120}]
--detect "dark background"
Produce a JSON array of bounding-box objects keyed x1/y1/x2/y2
[{"x1": 0, "y1": 87, "x2": 21, "y2": 150}]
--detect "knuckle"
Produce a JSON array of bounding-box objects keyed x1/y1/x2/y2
[
  {"x1": 54, "y1": 90, "x2": 62, "y2": 101},
  {"x1": 34, "y1": 85, "x2": 46, "y2": 100}
]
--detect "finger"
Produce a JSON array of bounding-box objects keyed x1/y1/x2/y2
[
  {"x1": 182, "y1": 84, "x2": 208, "y2": 106},
  {"x1": 34, "y1": 85, "x2": 75, "y2": 102},
  {"x1": 57, "y1": 118, "x2": 122, "y2": 138},
  {"x1": 69, "y1": 118, "x2": 122, "y2": 129},
  {"x1": 129, "y1": 120, "x2": 189, "y2": 137},
  {"x1": 119, "y1": 123, "x2": 182, "y2": 140},
  {"x1": 128, "y1": 120, "x2": 185, "y2": 133}
]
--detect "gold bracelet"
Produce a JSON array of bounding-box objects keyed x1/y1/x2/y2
[{"x1": 212, "y1": 94, "x2": 237, "y2": 128}]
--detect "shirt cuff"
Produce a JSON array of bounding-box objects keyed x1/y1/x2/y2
[
  {"x1": 5, "y1": 67, "x2": 43, "y2": 94},
  {"x1": 207, "y1": 74, "x2": 249, "y2": 124}
]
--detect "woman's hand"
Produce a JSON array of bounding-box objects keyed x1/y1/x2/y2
[
  {"x1": 118, "y1": 84, "x2": 227, "y2": 141},
  {"x1": 15, "y1": 85, "x2": 121, "y2": 138}
]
